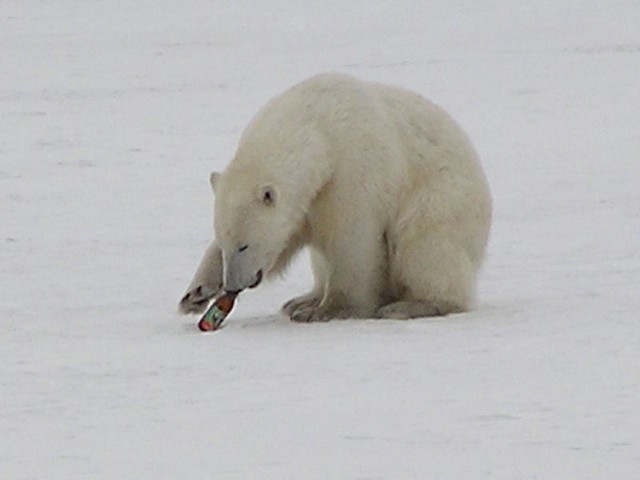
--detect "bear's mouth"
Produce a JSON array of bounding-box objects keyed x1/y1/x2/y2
[{"x1": 249, "y1": 269, "x2": 263, "y2": 289}]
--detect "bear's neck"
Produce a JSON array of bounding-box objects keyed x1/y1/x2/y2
[
  {"x1": 239, "y1": 126, "x2": 334, "y2": 212},
  {"x1": 278, "y1": 149, "x2": 333, "y2": 227}
]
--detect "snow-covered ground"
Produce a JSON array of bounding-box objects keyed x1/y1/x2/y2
[{"x1": 2, "y1": 1, "x2": 639, "y2": 478}]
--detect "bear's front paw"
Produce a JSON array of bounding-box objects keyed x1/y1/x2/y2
[
  {"x1": 289, "y1": 304, "x2": 371, "y2": 323},
  {"x1": 178, "y1": 285, "x2": 218, "y2": 314},
  {"x1": 289, "y1": 305, "x2": 332, "y2": 323},
  {"x1": 281, "y1": 292, "x2": 321, "y2": 318}
]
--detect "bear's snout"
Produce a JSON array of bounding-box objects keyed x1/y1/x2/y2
[{"x1": 222, "y1": 250, "x2": 263, "y2": 293}]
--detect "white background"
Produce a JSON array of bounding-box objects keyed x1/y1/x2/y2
[{"x1": 2, "y1": 1, "x2": 639, "y2": 478}]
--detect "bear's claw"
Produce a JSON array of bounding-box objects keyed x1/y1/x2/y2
[
  {"x1": 289, "y1": 306, "x2": 332, "y2": 323},
  {"x1": 287, "y1": 303, "x2": 370, "y2": 322},
  {"x1": 281, "y1": 292, "x2": 321, "y2": 318},
  {"x1": 179, "y1": 285, "x2": 218, "y2": 314}
]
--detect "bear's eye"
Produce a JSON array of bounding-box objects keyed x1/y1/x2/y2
[
  {"x1": 238, "y1": 244, "x2": 249, "y2": 253},
  {"x1": 262, "y1": 186, "x2": 275, "y2": 206}
]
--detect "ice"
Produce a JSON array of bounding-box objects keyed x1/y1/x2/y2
[{"x1": 2, "y1": 1, "x2": 639, "y2": 478}]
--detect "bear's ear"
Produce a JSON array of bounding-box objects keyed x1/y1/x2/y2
[
  {"x1": 260, "y1": 185, "x2": 276, "y2": 206},
  {"x1": 209, "y1": 172, "x2": 221, "y2": 193}
]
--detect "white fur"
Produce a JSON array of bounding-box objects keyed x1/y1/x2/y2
[{"x1": 180, "y1": 73, "x2": 492, "y2": 320}]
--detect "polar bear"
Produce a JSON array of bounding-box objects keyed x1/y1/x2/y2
[{"x1": 179, "y1": 73, "x2": 491, "y2": 321}]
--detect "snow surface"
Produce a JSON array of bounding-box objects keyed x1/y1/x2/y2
[{"x1": 2, "y1": 1, "x2": 640, "y2": 478}]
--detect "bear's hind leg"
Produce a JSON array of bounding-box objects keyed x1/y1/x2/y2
[{"x1": 384, "y1": 229, "x2": 476, "y2": 319}]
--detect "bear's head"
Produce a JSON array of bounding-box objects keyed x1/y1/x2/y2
[{"x1": 210, "y1": 168, "x2": 302, "y2": 293}]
